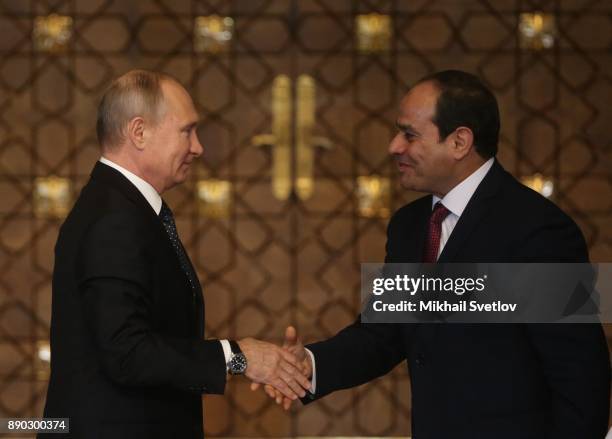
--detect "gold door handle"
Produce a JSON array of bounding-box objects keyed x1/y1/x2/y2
[
  {"x1": 252, "y1": 75, "x2": 293, "y2": 200},
  {"x1": 295, "y1": 74, "x2": 314, "y2": 200},
  {"x1": 253, "y1": 74, "x2": 332, "y2": 201}
]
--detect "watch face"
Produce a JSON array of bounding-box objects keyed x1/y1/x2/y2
[{"x1": 230, "y1": 353, "x2": 247, "y2": 375}]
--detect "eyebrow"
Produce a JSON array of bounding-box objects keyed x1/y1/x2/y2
[
  {"x1": 181, "y1": 121, "x2": 199, "y2": 131},
  {"x1": 395, "y1": 121, "x2": 421, "y2": 137}
]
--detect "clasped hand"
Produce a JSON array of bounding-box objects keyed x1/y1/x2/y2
[
  {"x1": 248, "y1": 326, "x2": 312, "y2": 410},
  {"x1": 238, "y1": 328, "x2": 311, "y2": 402}
]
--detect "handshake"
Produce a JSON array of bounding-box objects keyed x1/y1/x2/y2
[{"x1": 236, "y1": 326, "x2": 311, "y2": 410}]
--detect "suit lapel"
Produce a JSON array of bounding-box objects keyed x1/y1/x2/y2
[
  {"x1": 415, "y1": 161, "x2": 505, "y2": 352},
  {"x1": 178, "y1": 239, "x2": 205, "y2": 336},
  {"x1": 90, "y1": 162, "x2": 204, "y2": 335},
  {"x1": 437, "y1": 160, "x2": 504, "y2": 263},
  {"x1": 91, "y1": 163, "x2": 177, "y2": 258}
]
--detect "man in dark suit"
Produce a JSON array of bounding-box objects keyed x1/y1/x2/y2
[
  {"x1": 40, "y1": 70, "x2": 310, "y2": 439},
  {"x1": 256, "y1": 70, "x2": 611, "y2": 438}
]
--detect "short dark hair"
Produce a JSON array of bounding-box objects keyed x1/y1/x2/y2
[{"x1": 417, "y1": 70, "x2": 500, "y2": 159}]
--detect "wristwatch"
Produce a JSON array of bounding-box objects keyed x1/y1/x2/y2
[{"x1": 227, "y1": 340, "x2": 248, "y2": 375}]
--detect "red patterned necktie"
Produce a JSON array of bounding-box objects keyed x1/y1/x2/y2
[{"x1": 422, "y1": 202, "x2": 451, "y2": 263}]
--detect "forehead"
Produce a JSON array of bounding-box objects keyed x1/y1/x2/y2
[
  {"x1": 397, "y1": 81, "x2": 439, "y2": 126},
  {"x1": 161, "y1": 80, "x2": 198, "y2": 121}
]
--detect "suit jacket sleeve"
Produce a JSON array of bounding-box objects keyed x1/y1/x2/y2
[
  {"x1": 519, "y1": 213, "x2": 610, "y2": 438},
  {"x1": 76, "y1": 210, "x2": 227, "y2": 394},
  {"x1": 303, "y1": 213, "x2": 408, "y2": 402}
]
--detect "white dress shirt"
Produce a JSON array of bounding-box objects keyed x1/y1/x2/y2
[
  {"x1": 99, "y1": 158, "x2": 233, "y2": 367},
  {"x1": 432, "y1": 158, "x2": 494, "y2": 258},
  {"x1": 100, "y1": 157, "x2": 162, "y2": 214},
  {"x1": 307, "y1": 158, "x2": 495, "y2": 394}
]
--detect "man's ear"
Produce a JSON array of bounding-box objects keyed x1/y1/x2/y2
[
  {"x1": 126, "y1": 116, "x2": 146, "y2": 151},
  {"x1": 451, "y1": 126, "x2": 474, "y2": 160}
]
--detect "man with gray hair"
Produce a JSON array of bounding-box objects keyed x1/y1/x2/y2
[{"x1": 40, "y1": 70, "x2": 310, "y2": 438}]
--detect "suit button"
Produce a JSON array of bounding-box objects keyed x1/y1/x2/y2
[{"x1": 415, "y1": 354, "x2": 425, "y2": 366}]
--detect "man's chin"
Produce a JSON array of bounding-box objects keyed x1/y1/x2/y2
[
  {"x1": 166, "y1": 172, "x2": 189, "y2": 191},
  {"x1": 177, "y1": 167, "x2": 191, "y2": 180},
  {"x1": 175, "y1": 174, "x2": 188, "y2": 185},
  {"x1": 399, "y1": 177, "x2": 420, "y2": 192}
]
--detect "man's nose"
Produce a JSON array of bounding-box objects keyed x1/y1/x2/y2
[
  {"x1": 388, "y1": 133, "x2": 406, "y2": 156},
  {"x1": 192, "y1": 133, "x2": 204, "y2": 157}
]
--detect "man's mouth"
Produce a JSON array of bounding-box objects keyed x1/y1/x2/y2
[{"x1": 397, "y1": 161, "x2": 413, "y2": 171}]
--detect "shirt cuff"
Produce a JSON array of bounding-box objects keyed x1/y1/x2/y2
[
  {"x1": 220, "y1": 339, "x2": 232, "y2": 371},
  {"x1": 305, "y1": 348, "x2": 316, "y2": 394}
]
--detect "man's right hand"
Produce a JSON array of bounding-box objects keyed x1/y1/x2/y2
[
  {"x1": 238, "y1": 337, "x2": 310, "y2": 401},
  {"x1": 250, "y1": 326, "x2": 312, "y2": 410}
]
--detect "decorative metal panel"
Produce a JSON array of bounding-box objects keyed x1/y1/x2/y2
[{"x1": 0, "y1": 0, "x2": 611, "y2": 437}]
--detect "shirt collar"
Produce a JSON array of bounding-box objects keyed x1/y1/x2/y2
[
  {"x1": 432, "y1": 158, "x2": 494, "y2": 217},
  {"x1": 99, "y1": 157, "x2": 163, "y2": 215}
]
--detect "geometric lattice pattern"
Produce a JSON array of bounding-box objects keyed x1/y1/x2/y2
[{"x1": 0, "y1": 0, "x2": 611, "y2": 437}]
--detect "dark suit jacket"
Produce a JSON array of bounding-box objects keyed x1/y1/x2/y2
[
  {"x1": 40, "y1": 162, "x2": 226, "y2": 439},
  {"x1": 306, "y1": 160, "x2": 611, "y2": 438}
]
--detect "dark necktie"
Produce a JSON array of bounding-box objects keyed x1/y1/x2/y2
[
  {"x1": 423, "y1": 202, "x2": 451, "y2": 263},
  {"x1": 159, "y1": 201, "x2": 198, "y2": 291}
]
